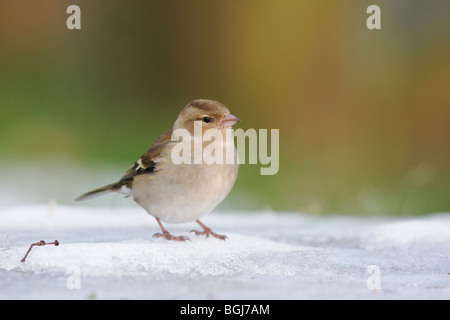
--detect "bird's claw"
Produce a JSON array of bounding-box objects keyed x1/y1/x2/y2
[
  {"x1": 153, "y1": 232, "x2": 190, "y2": 242},
  {"x1": 190, "y1": 229, "x2": 227, "y2": 241}
]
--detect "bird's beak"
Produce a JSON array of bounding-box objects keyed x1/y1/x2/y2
[{"x1": 221, "y1": 113, "x2": 241, "y2": 127}]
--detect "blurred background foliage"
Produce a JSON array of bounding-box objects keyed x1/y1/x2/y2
[{"x1": 0, "y1": 0, "x2": 449, "y2": 215}]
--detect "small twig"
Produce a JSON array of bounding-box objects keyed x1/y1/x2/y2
[{"x1": 21, "y1": 240, "x2": 60, "y2": 263}]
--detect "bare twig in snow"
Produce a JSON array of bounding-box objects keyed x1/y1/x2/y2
[{"x1": 21, "y1": 240, "x2": 60, "y2": 263}]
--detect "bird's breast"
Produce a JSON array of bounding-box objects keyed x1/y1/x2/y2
[{"x1": 132, "y1": 147, "x2": 238, "y2": 224}]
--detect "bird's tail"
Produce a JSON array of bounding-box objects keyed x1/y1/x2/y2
[{"x1": 75, "y1": 183, "x2": 118, "y2": 201}]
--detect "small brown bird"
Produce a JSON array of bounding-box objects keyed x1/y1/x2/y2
[{"x1": 76, "y1": 99, "x2": 240, "y2": 241}]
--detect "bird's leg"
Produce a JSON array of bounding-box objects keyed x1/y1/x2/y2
[
  {"x1": 153, "y1": 217, "x2": 190, "y2": 241},
  {"x1": 191, "y1": 220, "x2": 227, "y2": 240}
]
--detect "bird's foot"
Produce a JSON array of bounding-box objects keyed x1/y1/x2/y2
[
  {"x1": 190, "y1": 228, "x2": 227, "y2": 241},
  {"x1": 153, "y1": 232, "x2": 190, "y2": 242}
]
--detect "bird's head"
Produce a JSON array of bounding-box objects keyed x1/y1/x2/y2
[{"x1": 174, "y1": 99, "x2": 240, "y2": 135}]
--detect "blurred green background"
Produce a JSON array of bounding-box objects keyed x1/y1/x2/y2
[{"x1": 0, "y1": 1, "x2": 449, "y2": 215}]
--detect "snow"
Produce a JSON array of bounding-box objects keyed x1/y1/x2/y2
[{"x1": 0, "y1": 204, "x2": 449, "y2": 299}]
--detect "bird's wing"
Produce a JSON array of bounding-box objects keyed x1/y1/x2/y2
[
  {"x1": 75, "y1": 128, "x2": 174, "y2": 201},
  {"x1": 118, "y1": 128, "x2": 174, "y2": 185}
]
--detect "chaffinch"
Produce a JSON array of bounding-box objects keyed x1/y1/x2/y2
[{"x1": 76, "y1": 99, "x2": 240, "y2": 241}]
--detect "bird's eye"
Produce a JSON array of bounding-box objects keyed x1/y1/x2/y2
[{"x1": 202, "y1": 116, "x2": 211, "y2": 123}]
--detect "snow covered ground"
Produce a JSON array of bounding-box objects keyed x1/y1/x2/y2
[{"x1": 0, "y1": 204, "x2": 449, "y2": 300}]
